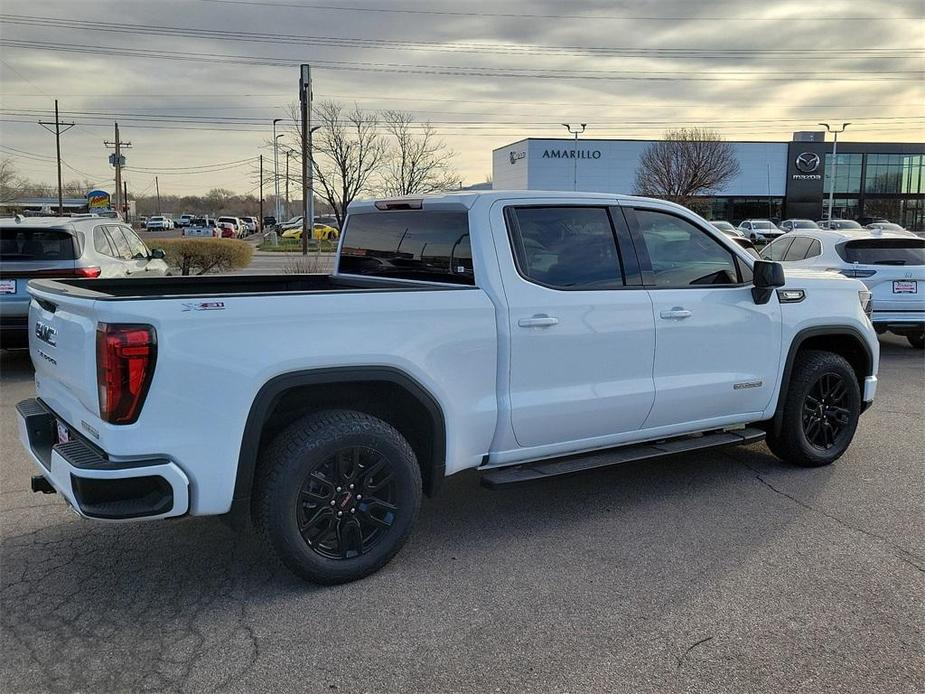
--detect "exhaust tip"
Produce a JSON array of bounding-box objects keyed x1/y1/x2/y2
[{"x1": 31, "y1": 475, "x2": 56, "y2": 494}]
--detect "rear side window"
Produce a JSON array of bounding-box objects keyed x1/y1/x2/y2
[
  {"x1": 506, "y1": 206, "x2": 624, "y2": 289},
  {"x1": 783, "y1": 237, "x2": 813, "y2": 261},
  {"x1": 0, "y1": 227, "x2": 78, "y2": 261},
  {"x1": 93, "y1": 227, "x2": 115, "y2": 256},
  {"x1": 805, "y1": 239, "x2": 822, "y2": 259},
  {"x1": 761, "y1": 237, "x2": 793, "y2": 261},
  {"x1": 339, "y1": 211, "x2": 473, "y2": 285},
  {"x1": 837, "y1": 239, "x2": 925, "y2": 266}
]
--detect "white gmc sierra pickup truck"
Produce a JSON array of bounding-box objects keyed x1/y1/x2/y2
[{"x1": 17, "y1": 191, "x2": 879, "y2": 584}]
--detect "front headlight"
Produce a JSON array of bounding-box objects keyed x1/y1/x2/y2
[{"x1": 858, "y1": 290, "x2": 872, "y2": 319}]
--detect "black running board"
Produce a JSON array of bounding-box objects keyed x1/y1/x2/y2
[{"x1": 480, "y1": 427, "x2": 766, "y2": 489}]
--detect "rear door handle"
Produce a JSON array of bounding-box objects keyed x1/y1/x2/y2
[
  {"x1": 518, "y1": 315, "x2": 559, "y2": 328},
  {"x1": 659, "y1": 308, "x2": 692, "y2": 320}
]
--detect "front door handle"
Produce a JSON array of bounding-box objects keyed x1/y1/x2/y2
[
  {"x1": 518, "y1": 315, "x2": 559, "y2": 328},
  {"x1": 659, "y1": 308, "x2": 692, "y2": 320}
]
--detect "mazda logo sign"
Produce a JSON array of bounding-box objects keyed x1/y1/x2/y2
[{"x1": 795, "y1": 152, "x2": 821, "y2": 174}]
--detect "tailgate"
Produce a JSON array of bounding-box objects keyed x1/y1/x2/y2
[
  {"x1": 865, "y1": 267, "x2": 925, "y2": 311},
  {"x1": 27, "y1": 283, "x2": 100, "y2": 417},
  {"x1": 838, "y1": 237, "x2": 925, "y2": 312}
]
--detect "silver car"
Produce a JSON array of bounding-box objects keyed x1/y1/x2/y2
[{"x1": 0, "y1": 217, "x2": 169, "y2": 347}]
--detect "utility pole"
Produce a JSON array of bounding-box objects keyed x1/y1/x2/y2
[
  {"x1": 37, "y1": 99, "x2": 75, "y2": 216},
  {"x1": 562, "y1": 123, "x2": 587, "y2": 191},
  {"x1": 155, "y1": 176, "x2": 161, "y2": 215},
  {"x1": 300, "y1": 64, "x2": 312, "y2": 256},
  {"x1": 819, "y1": 122, "x2": 851, "y2": 221},
  {"x1": 104, "y1": 123, "x2": 131, "y2": 216},
  {"x1": 259, "y1": 154, "x2": 264, "y2": 232}
]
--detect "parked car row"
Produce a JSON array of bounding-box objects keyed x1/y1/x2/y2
[
  {"x1": 711, "y1": 218, "x2": 915, "y2": 243},
  {"x1": 144, "y1": 214, "x2": 259, "y2": 234}
]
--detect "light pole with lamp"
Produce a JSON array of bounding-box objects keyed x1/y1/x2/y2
[
  {"x1": 562, "y1": 123, "x2": 587, "y2": 191},
  {"x1": 819, "y1": 122, "x2": 850, "y2": 222},
  {"x1": 272, "y1": 118, "x2": 282, "y2": 223}
]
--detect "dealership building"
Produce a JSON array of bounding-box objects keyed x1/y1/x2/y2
[{"x1": 492, "y1": 134, "x2": 925, "y2": 230}]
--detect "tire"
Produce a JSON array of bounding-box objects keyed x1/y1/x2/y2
[
  {"x1": 765, "y1": 350, "x2": 861, "y2": 467},
  {"x1": 907, "y1": 333, "x2": 924, "y2": 349},
  {"x1": 253, "y1": 409, "x2": 422, "y2": 584}
]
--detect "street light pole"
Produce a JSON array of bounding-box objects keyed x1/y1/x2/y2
[
  {"x1": 272, "y1": 118, "x2": 282, "y2": 222},
  {"x1": 562, "y1": 123, "x2": 587, "y2": 191},
  {"x1": 819, "y1": 122, "x2": 851, "y2": 221}
]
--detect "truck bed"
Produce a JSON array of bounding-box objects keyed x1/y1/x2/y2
[{"x1": 29, "y1": 273, "x2": 470, "y2": 300}]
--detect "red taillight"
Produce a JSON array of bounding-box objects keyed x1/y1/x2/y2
[
  {"x1": 96, "y1": 323, "x2": 157, "y2": 424},
  {"x1": 75, "y1": 266, "x2": 101, "y2": 278}
]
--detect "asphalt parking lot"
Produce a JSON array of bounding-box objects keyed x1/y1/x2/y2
[{"x1": 0, "y1": 336, "x2": 922, "y2": 694}]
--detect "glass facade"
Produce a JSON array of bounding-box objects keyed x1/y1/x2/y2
[
  {"x1": 707, "y1": 197, "x2": 784, "y2": 225},
  {"x1": 819, "y1": 152, "x2": 924, "y2": 230},
  {"x1": 864, "y1": 153, "x2": 923, "y2": 194},
  {"x1": 823, "y1": 153, "x2": 863, "y2": 195}
]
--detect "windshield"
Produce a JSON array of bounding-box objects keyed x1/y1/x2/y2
[
  {"x1": 793, "y1": 221, "x2": 819, "y2": 229},
  {"x1": 837, "y1": 239, "x2": 925, "y2": 266},
  {"x1": 832, "y1": 220, "x2": 863, "y2": 229},
  {"x1": 752, "y1": 222, "x2": 774, "y2": 229},
  {"x1": 0, "y1": 228, "x2": 78, "y2": 261}
]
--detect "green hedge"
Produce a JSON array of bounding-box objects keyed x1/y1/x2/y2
[{"x1": 154, "y1": 238, "x2": 253, "y2": 275}]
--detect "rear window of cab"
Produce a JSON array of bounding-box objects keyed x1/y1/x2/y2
[{"x1": 338, "y1": 211, "x2": 473, "y2": 285}]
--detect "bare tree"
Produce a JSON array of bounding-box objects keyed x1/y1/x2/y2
[
  {"x1": 380, "y1": 111, "x2": 460, "y2": 196},
  {"x1": 284, "y1": 100, "x2": 385, "y2": 229},
  {"x1": 0, "y1": 158, "x2": 24, "y2": 201},
  {"x1": 634, "y1": 128, "x2": 741, "y2": 207}
]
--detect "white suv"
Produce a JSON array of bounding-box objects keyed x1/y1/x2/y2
[
  {"x1": 738, "y1": 219, "x2": 784, "y2": 242},
  {"x1": 761, "y1": 228, "x2": 924, "y2": 348}
]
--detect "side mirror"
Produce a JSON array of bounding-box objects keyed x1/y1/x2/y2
[
  {"x1": 150, "y1": 248, "x2": 166, "y2": 260},
  {"x1": 752, "y1": 260, "x2": 785, "y2": 304}
]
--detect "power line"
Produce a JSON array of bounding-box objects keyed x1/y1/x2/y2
[
  {"x1": 194, "y1": 0, "x2": 919, "y2": 21},
  {"x1": 4, "y1": 108, "x2": 925, "y2": 129},
  {"x1": 1, "y1": 40, "x2": 920, "y2": 82},
  {"x1": 2, "y1": 14, "x2": 921, "y2": 60}
]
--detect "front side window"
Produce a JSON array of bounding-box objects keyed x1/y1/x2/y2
[
  {"x1": 119, "y1": 227, "x2": 150, "y2": 258},
  {"x1": 633, "y1": 209, "x2": 740, "y2": 287},
  {"x1": 507, "y1": 207, "x2": 624, "y2": 289},
  {"x1": 339, "y1": 211, "x2": 473, "y2": 285}
]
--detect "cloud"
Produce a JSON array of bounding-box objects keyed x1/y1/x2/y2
[{"x1": 0, "y1": 0, "x2": 921, "y2": 194}]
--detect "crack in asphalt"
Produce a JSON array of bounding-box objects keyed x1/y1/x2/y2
[
  {"x1": 675, "y1": 636, "x2": 714, "y2": 669},
  {"x1": 736, "y1": 458, "x2": 925, "y2": 574},
  {"x1": 0, "y1": 510, "x2": 271, "y2": 694}
]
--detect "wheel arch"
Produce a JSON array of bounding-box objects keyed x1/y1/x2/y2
[
  {"x1": 230, "y1": 367, "x2": 447, "y2": 522},
  {"x1": 771, "y1": 325, "x2": 873, "y2": 437}
]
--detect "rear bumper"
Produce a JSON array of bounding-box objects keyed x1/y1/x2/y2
[
  {"x1": 16, "y1": 398, "x2": 189, "y2": 521},
  {"x1": 872, "y1": 310, "x2": 924, "y2": 333}
]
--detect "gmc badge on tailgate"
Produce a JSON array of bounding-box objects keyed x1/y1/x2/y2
[{"x1": 34, "y1": 321, "x2": 56, "y2": 347}]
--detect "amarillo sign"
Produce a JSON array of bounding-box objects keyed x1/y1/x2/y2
[{"x1": 542, "y1": 149, "x2": 602, "y2": 160}]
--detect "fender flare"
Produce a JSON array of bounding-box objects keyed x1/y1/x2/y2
[
  {"x1": 230, "y1": 366, "x2": 447, "y2": 517},
  {"x1": 771, "y1": 325, "x2": 873, "y2": 436}
]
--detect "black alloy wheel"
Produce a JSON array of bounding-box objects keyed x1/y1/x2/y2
[
  {"x1": 254, "y1": 409, "x2": 421, "y2": 584},
  {"x1": 801, "y1": 373, "x2": 852, "y2": 450},
  {"x1": 298, "y1": 446, "x2": 399, "y2": 560},
  {"x1": 765, "y1": 350, "x2": 861, "y2": 467}
]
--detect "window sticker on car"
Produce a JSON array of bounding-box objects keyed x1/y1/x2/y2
[{"x1": 0, "y1": 279, "x2": 16, "y2": 294}]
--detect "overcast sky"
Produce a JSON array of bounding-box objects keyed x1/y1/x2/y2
[{"x1": 0, "y1": 0, "x2": 922, "y2": 196}]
